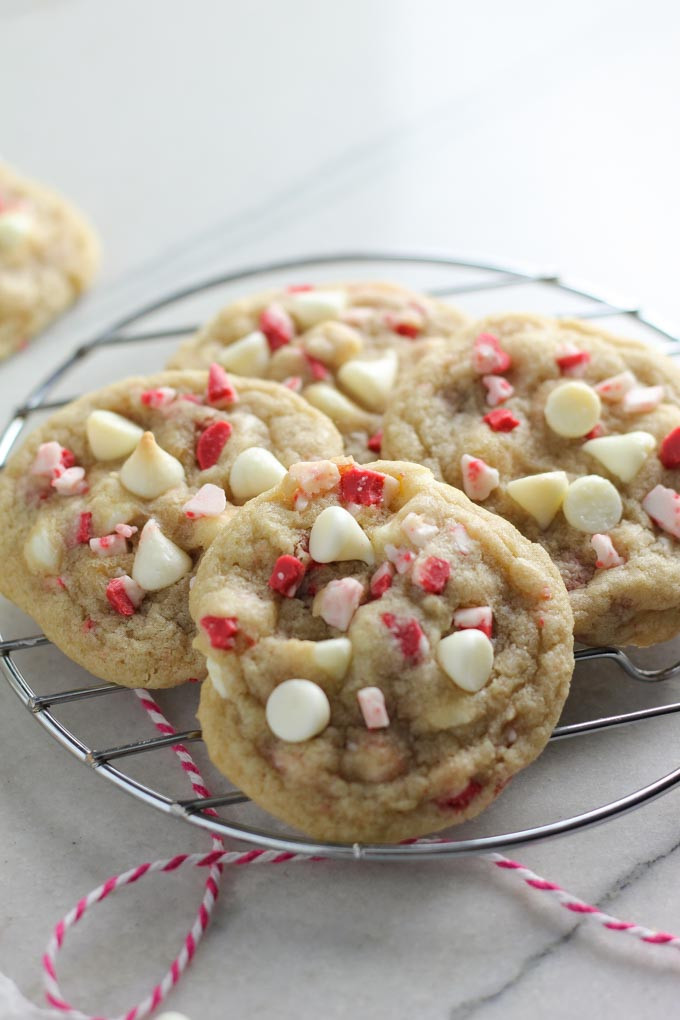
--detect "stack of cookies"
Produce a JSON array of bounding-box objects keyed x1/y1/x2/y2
[{"x1": 4, "y1": 242, "x2": 680, "y2": 842}]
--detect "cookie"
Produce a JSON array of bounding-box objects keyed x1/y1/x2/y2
[
  {"x1": 0, "y1": 162, "x2": 99, "y2": 360},
  {"x1": 0, "y1": 369, "x2": 342, "y2": 688},
  {"x1": 167, "y1": 280, "x2": 468, "y2": 461},
  {"x1": 383, "y1": 312, "x2": 680, "y2": 646},
  {"x1": 192, "y1": 456, "x2": 573, "y2": 843}
]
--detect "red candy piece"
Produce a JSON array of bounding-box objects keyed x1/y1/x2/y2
[
  {"x1": 367, "y1": 430, "x2": 383, "y2": 453},
  {"x1": 106, "y1": 577, "x2": 136, "y2": 616},
  {"x1": 472, "y1": 333, "x2": 512, "y2": 374},
  {"x1": 304, "y1": 353, "x2": 329, "y2": 381},
  {"x1": 196, "y1": 420, "x2": 233, "y2": 470},
  {"x1": 413, "y1": 556, "x2": 450, "y2": 594},
  {"x1": 268, "y1": 555, "x2": 306, "y2": 598},
  {"x1": 556, "y1": 349, "x2": 591, "y2": 372},
  {"x1": 585, "y1": 423, "x2": 605, "y2": 440},
  {"x1": 384, "y1": 314, "x2": 421, "y2": 339},
  {"x1": 483, "y1": 408, "x2": 520, "y2": 432},
  {"x1": 260, "y1": 303, "x2": 295, "y2": 352},
  {"x1": 200, "y1": 615, "x2": 239, "y2": 650},
  {"x1": 206, "y1": 363, "x2": 237, "y2": 407},
  {"x1": 659, "y1": 427, "x2": 680, "y2": 469},
  {"x1": 381, "y1": 612, "x2": 427, "y2": 663},
  {"x1": 287, "y1": 283, "x2": 314, "y2": 293},
  {"x1": 76, "y1": 511, "x2": 92, "y2": 544},
  {"x1": 60, "y1": 448, "x2": 76, "y2": 469},
  {"x1": 435, "y1": 780, "x2": 483, "y2": 813},
  {"x1": 370, "y1": 562, "x2": 394, "y2": 599},
  {"x1": 339, "y1": 466, "x2": 388, "y2": 506}
]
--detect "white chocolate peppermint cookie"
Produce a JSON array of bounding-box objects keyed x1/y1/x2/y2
[
  {"x1": 0, "y1": 370, "x2": 341, "y2": 688},
  {"x1": 167, "y1": 281, "x2": 468, "y2": 461},
  {"x1": 0, "y1": 162, "x2": 99, "y2": 360},
  {"x1": 383, "y1": 312, "x2": 680, "y2": 646},
  {"x1": 191, "y1": 457, "x2": 573, "y2": 843}
]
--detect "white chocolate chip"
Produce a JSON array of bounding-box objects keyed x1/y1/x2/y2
[
  {"x1": 131, "y1": 519, "x2": 192, "y2": 591},
  {"x1": 562, "y1": 476, "x2": 623, "y2": 533},
  {"x1": 265, "y1": 678, "x2": 331, "y2": 742},
  {"x1": 642, "y1": 484, "x2": 680, "y2": 539},
  {"x1": 218, "y1": 331, "x2": 270, "y2": 375},
  {"x1": 595, "y1": 371, "x2": 636, "y2": 402},
  {"x1": 120, "y1": 432, "x2": 185, "y2": 498},
  {"x1": 312, "y1": 577, "x2": 365, "y2": 631},
  {"x1": 229, "y1": 447, "x2": 286, "y2": 502},
  {"x1": 544, "y1": 381, "x2": 601, "y2": 438},
  {"x1": 288, "y1": 289, "x2": 348, "y2": 328},
  {"x1": 182, "y1": 483, "x2": 227, "y2": 518},
  {"x1": 437, "y1": 630, "x2": 494, "y2": 693},
  {"x1": 401, "y1": 512, "x2": 438, "y2": 548},
  {"x1": 0, "y1": 209, "x2": 33, "y2": 250},
  {"x1": 288, "y1": 460, "x2": 340, "y2": 501},
  {"x1": 337, "y1": 351, "x2": 398, "y2": 413},
  {"x1": 309, "y1": 505, "x2": 375, "y2": 564},
  {"x1": 303, "y1": 383, "x2": 371, "y2": 429},
  {"x1": 506, "y1": 471, "x2": 569, "y2": 529},
  {"x1": 623, "y1": 385, "x2": 664, "y2": 415},
  {"x1": 23, "y1": 523, "x2": 62, "y2": 574},
  {"x1": 582, "y1": 431, "x2": 656, "y2": 483},
  {"x1": 312, "y1": 637, "x2": 353, "y2": 679},
  {"x1": 461, "y1": 454, "x2": 499, "y2": 501},
  {"x1": 86, "y1": 410, "x2": 144, "y2": 461},
  {"x1": 206, "y1": 656, "x2": 228, "y2": 698},
  {"x1": 357, "y1": 687, "x2": 390, "y2": 729},
  {"x1": 591, "y1": 533, "x2": 625, "y2": 568}
]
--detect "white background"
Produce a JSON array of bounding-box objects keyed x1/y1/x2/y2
[{"x1": 2, "y1": 2, "x2": 680, "y2": 1018}]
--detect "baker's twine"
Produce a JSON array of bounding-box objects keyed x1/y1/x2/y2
[{"x1": 41, "y1": 695, "x2": 680, "y2": 1020}]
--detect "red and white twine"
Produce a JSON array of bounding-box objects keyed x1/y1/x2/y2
[{"x1": 40, "y1": 695, "x2": 680, "y2": 1020}]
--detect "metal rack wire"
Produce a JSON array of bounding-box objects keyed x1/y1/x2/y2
[{"x1": 3, "y1": 252, "x2": 680, "y2": 862}]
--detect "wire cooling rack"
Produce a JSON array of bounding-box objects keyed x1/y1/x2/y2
[{"x1": 3, "y1": 252, "x2": 680, "y2": 863}]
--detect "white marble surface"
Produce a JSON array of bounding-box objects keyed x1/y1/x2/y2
[{"x1": 3, "y1": 2, "x2": 680, "y2": 1017}]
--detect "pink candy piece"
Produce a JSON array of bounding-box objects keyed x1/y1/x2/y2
[
  {"x1": 52, "y1": 467, "x2": 87, "y2": 495},
  {"x1": 453, "y1": 606, "x2": 493, "y2": 638},
  {"x1": 642, "y1": 484, "x2": 680, "y2": 539},
  {"x1": 623, "y1": 385, "x2": 664, "y2": 414},
  {"x1": 357, "y1": 687, "x2": 390, "y2": 729},
  {"x1": 140, "y1": 387, "x2": 176, "y2": 408},
  {"x1": 472, "y1": 333, "x2": 512, "y2": 375},
  {"x1": 313, "y1": 577, "x2": 365, "y2": 631},
  {"x1": 595, "y1": 371, "x2": 636, "y2": 402},
  {"x1": 260, "y1": 303, "x2": 295, "y2": 352},
  {"x1": 449, "y1": 523, "x2": 474, "y2": 554},
  {"x1": 461, "y1": 454, "x2": 499, "y2": 501},
  {"x1": 385, "y1": 544, "x2": 416, "y2": 574},
  {"x1": 182, "y1": 483, "x2": 227, "y2": 519},
  {"x1": 412, "y1": 556, "x2": 451, "y2": 594},
  {"x1": 289, "y1": 460, "x2": 340, "y2": 509},
  {"x1": 591, "y1": 533, "x2": 625, "y2": 569},
  {"x1": 482, "y1": 374, "x2": 515, "y2": 406},
  {"x1": 369, "y1": 561, "x2": 394, "y2": 598},
  {"x1": 555, "y1": 343, "x2": 591, "y2": 376},
  {"x1": 89, "y1": 533, "x2": 128, "y2": 557},
  {"x1": 282, "y1": 376, "x2": 303, "y2": 393},
  {"x1": 401, "y1": 512, "x2": 438, "y2": 548},
  {"x1": 206, "y1": 363, "x2": 238, "y2": 407},
  {"x1": 31, "y1": 441, "x2": 72, "y2": 478},
  {"x1": 115, "y1": 523, "x2": 138, "y2": 538}
]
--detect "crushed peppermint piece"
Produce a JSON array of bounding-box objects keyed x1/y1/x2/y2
[
  {"x1": 435, "y1": 780, "x2": 483, "y2": 813},
  {"x1": 287, "y1": 283, "x2": 314, "y2": 293},
  {"x1": 591, "y1": 533, "x2": 625, "y2": 569},
  {"x1": 76, "y1": 512, "x2": 92, "y2": 544},
  {"x1": 183, "y1": 483, "x2": 227, "y2": 519},
  {"x1": 412, "y1": 556, "x2": 451, "y2": 594},
  {"x1": 206, "y1": 363, "x2": 238, "y2": 407},
  {"x1": 178, "y1": 393, "x2": 204, "y2": 404},
  {"x1": 140, "y1": 387, "x2": 176, "y2": 408},
  {"x1": 385, "y1": 544, "x2": 416, "y2": 574},
  {"x1": 482, "y1": 374, "x2": 514, "y2": 407},
  {"x1": 595, "y1": 371, "x2": 636, "y2": 402},
  {"x1": 339, "y1": 466, "x2": 397, "y2": 507},
  {"x1": 623, "y1": 385, "x2": 664, "y2": 414},
  {"x1": 196, "y1": 419, "x2": 233, "y2": 470},
  {"x1": 52, "y1": 467, "x2": 87, "y2": 495},
  {"x1": 283, "y1": 376, "x2": 303, "y2": 392},
  {"x1": 357, "y1": 687, "x2": 390, "y2": 729},
  {"x1": 289, "y1": 460, "x2": 340, "y2": 504},
  {"x1": 461, "y1": 454, "x2": 499, "y2": 501},
  {"x1": 453, "y1": 606, "x2": 493, "y2": 638},
  {"x1": 260, "y1": 303, "x2": 295, "y2": 351},
  {"x1": 31, "y1": 442, "x2": 74, "y2": 478},
  {"x1": 401, "y1": 512, "x2": 438, "y2": 547},
  {"x1": 106, "y1": 575, "x2": 144, "y2": 616},
  {"x1": 384, "y1": 312, "x2": 421, "y2": 338},
  {"x1": 555, "y1": 344, "x2": 591, "y2": 375},
  {"x1": 312, "y1": 577, "x2": 365, "y2": 630},
  {"x1": 472, "y1": 333, "x2": 512, "y2": 374},
  {"x1": 367, "y1": 430, "x2": 383, "y2": 453},
  {"x1": 115, "y1": 523, "x2": 138, "y2": 538},
  {"x1": 642, "y1": 484, "x2": 680, "y2": 539},
  {"x1": 450, "y1": 523, "x2": 474, "y2": 554},
  {"x1": 659, "y1": 427, "x2": 680, "y2": 469},
  {"x1": 89, "y1": 533, "x2": 127, "y2": 557},
  {"x1": 585, "y1": 423, "x2": 605, "y2": 440},
  {"x1": 304, "y1": 353, "x2": 330, "y2": 381},
  {"x1": 268, "y1": 554, "x2": 307, "y2": 597},
  {"x1": 369, "y1": 561, "x2": 394, "y2": 598},
  {"x1": 483, "y1": 408, "x2": 520, "y2": 432},
  {"x1": 381, "y1": 612, "x2": 429, "y2": 663},
  {"x1": 200, "y1": 615, "x2": 240, "y2": 650}
]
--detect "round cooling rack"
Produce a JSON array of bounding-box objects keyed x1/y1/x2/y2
[{"x1": 3, "y1": 251, "x2": 680, "y2": 862}]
